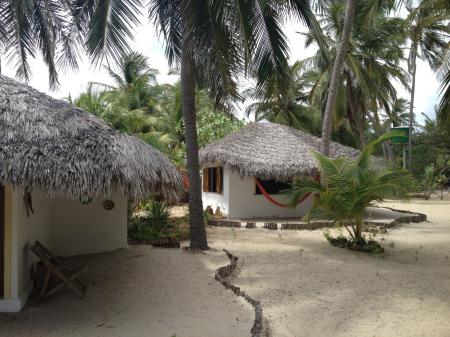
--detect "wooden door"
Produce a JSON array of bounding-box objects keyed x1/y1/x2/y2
[{"x1": 0, "y1": 185, "x2": 4, "y2": 297}]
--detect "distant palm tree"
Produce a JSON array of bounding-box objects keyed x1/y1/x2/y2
[
  {"x1": 147, "y1": 83, "x2": 185, "y2": 148},
  {"x1": 320, "y1": 0, "x2": 357, "y2": 156},
  {"x1": 304, "y1": 1, "x2": 408, "y2": 156},
  {"x1": 404, "y1": 2, "x2": 450, "y2": 169},
  {"x1": 97, "y1": 52, "x2": 158, "y2": 112},
  {"x1": 72, "y1": 83, "x2": 106, "y2": 117},
  {"x1": 385, "y1": 98, "x2": 410, "y2": 127},
  {"x1": 72, "y1": 84, "x2": 152, "y2": 134},
  {"x1": 244, "y1": 61, "x2": 322, "y2": 135}
]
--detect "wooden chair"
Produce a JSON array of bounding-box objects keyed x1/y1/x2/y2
[{"x1": 30, "y1": 241, "x2": 87, "y2": 299}]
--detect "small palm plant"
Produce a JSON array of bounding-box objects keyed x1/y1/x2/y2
[{"x1": 288, "y1": 132, "x2": 415, "y2": 252}]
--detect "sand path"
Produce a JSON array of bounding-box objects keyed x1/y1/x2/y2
[
  {"x1": 1, "y1": 200, "x2": 449, "y2": 337},
  {"x1": 206, "y1": 200, "x2": 450, "y2": 337},
  {"x1": 0, "y1": 247, "x2": 254, "y2": 337}
]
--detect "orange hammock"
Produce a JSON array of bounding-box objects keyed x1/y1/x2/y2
[{"x1": 254, "y1": 178, "x2": 311, "y2": 208}]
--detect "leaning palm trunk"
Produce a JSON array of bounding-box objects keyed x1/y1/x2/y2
[
  {"x1": 320, "y1": 0, "x2": 357, "y2": 156},
  {"x1": 181, "y1": 21, "x2": 208, "y2": 250},
  {"x1": 408, "y1": 42, "x2": 418, "y2": 171},
  {"x1": 368, "y1": 111, "x2": 395, "y2": 162}
]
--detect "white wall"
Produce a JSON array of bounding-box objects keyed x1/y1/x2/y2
[
  {"x1": 49, "y1": 192, "x2": 127, "y2": 256},
  {"x1": 227, "y1": 170, "x2": 313, "y2": 219},
  {"x1": 11, "y1": 189, "x2": 51, "y2": 302},
  {"x1": 3, "y1": 188, "x2": 128, "y2": 312},
  {"x1": 201, "y1": 163, "x2": 230, "y2": 215},
  {"x1": 201, "y1": 166, "x2": 313, "y2": 219}
]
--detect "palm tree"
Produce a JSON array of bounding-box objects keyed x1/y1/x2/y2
[
  {"x1": 320, "y1": 0, "x2": 357, "y2": 156},
  {"x1": 385, "y1": 98, "x2": 410, "y2": 127},
  {"x1": 72, "y1": 83, "x2": 106, "y2": 117},
  {"x1": 97, "y1": 52, "x2": 158, "y2": 112},
  {"x1": 304, "y1": 1, "x2": 408, "y2": 156},
  {"x1": 71, "y1": 0, "x2": 321, "y2": 250},
  {"x1": 0, "y1": 0, "x2": 79, "y2": 87},
  {"x1": 404, "y1": 2, "x2": 450, "y2": 169},
  {"x1": 244, "y1": 61, "x2": 322, "y2": 135},
  {"x1": 72, "y1": 84, "x2": 153, "y2": 134},
  {"x1": 437, "y1": 70, "x2": 450, "y2": 124},
  {"x1": 288, "y1": 132, "x2": 414, "y2": 249},
  {"x1": 73, "y1": 52, "x2": 159, "y2": 135},
  {"x1": 427, "y1": 0, "x2": 450, "y2": 125},
  {"x1": 147, "y1": 83, "x2": 185, "y2": 148},
  {"x1": 318, "y1": 0, "x2": 410, "y2": 155}
]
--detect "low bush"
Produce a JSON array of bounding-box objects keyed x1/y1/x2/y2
[
  {"x1": 324, "y1": 231, "x2": 385, "y2": 254},
  {"x1": 142, "y1": 200, "x2": 171, "y2": 230},
  {"x1": 128, "y1": 201, "x2": 190, "y2": 242},
  {"x1": 287, "y1": 132, "x2": 414, "y2": 253},
  {"x1": 128, "y1": 201, "x2": 173, "y2": 241}
]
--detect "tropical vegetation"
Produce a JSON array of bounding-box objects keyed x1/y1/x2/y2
[
  {"x1": 287, "y1": 133, "x2": 415, "y2": 252},
  {"x1": 71, "y1": 53, "x2": 244, "y2": 168}
]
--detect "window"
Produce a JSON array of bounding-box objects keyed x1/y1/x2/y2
[
  {"x1": 255, "y1": 179, "x2": 290, "y2": 195},
  {"x1": 202, "y1": 167, "x2": 223, "y2": 194}
]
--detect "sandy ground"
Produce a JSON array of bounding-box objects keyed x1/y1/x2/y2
[
  {"x1": 205, "y1": 200, "x2": 450, "y2": 337},
  {"x1": 1, "y1": 200, "x2": 449, "y2": 337},
  {"x1": 0, "y1": 247, "x2": 253, "y2": 337}
]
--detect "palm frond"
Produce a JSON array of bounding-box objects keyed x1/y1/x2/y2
[
  {"x1": 74, "y1": 0, "x2": 142, "y2": 65},
  {"x1": 149, "y1": 0, "x2": 182, "y2": 66},
  {"x1": 2, "y1": 0, "x2": 35, "y2": 81}
]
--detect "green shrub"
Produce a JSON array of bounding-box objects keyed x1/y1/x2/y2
[
  {"x1": 324, "y1": 232, "x2": 385, "y2": 254},
  {"x1": 143, "y1": 200, "x2": 171, "y2": 230},
  {"x1": 128, "y1": 201, "x2": 172, "y2": 241},
  {"x1": 288, "y1": 132, "x2": 414, "y2": 252}
]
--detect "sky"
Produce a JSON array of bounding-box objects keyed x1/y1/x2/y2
[{"x1": 1, "y1": 19, "x2": 441, "y2": 123}]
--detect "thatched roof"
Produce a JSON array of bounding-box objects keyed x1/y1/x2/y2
[
  {"x1": 200, "y1": 121, "x2": 378, "y2": 181},
  {"x1": 0, "y1": 75, "x2": 183, "y2": 202}
]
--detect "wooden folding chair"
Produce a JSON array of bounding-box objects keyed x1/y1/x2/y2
[{"x1": 30, "y1": 241, "x2": 88, "y2": 299}]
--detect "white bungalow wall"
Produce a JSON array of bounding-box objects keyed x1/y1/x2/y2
[
  {"x1": 227, "y1": 170, "x2": 313, "y2": 219},
  {"x1": 3, "y1": 188, "x2": 127, "y2": 312},
  {"x1": 9, "y1": 189, "x2": 51, "y2": 311},
  {"x1": 50, "y1": 194, "x2": 127, "y2": 256},
  {"x1": 201, "y1": 167, "x2": 313, "y2": 219}
]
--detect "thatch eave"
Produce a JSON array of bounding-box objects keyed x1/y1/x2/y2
[
  {"x1": 0, "y1": 75, "x2": 183, "y2": 202},
  {"x1": 200, "y1": 121, "x2": 383, "y2": 182}
]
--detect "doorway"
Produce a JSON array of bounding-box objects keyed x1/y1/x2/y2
[{"x1": 0, "y1": 185, "x2": 4, "y2": 297}]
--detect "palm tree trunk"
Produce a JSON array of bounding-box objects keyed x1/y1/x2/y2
[
  {"x1": 353, "y1": 216, "x2": 364, "y2": 246},
  {"x1": 408, "y1": 43, "x2": 417, "y2": 172},
  {"x1": 368, "y1": 111, "x2": 395, "y2": 162},
  {"x1": 181, "y1": 13, "x2": 208, "y2": 250},
  {"x1": 320, "y1": 0, "x2": 357, "y2": 156}
]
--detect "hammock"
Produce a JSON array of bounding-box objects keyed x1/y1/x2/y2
[{"x1": 254, "y1": 178, "x2": 311, "y2": 208}]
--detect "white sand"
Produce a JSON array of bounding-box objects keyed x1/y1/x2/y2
[
  {"x1": 206, "y1": 200, "x2": 450, "y2": 337},
  {"x1": 2, "y1": 200, "x2": 449, "y2": 337},
  {"x1": 0, "y1": 247, "x2": 253, "y2": 337}
]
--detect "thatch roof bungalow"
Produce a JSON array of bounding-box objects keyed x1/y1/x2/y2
[
  {"x1": 0, "y1": 75, "x2": 182, "y2": 312},
  {"x1": 199, "y1": 121, "x2": 366, "y2": 219}
]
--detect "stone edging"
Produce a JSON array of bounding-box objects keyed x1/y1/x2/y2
[
  {"x1": 128, "y1": 238, "x2": 180, "y2": 248},
  {"x1": 369, "y1": 206, "x2": 427, "y2": 228},
  {"x1": 215, "y1": 249, "x2": 263, "y2": 337},
  {"x1": 208, "y1": 207, "x2": 427, "y2": 231}
]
